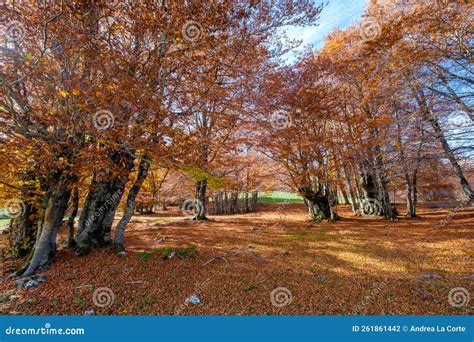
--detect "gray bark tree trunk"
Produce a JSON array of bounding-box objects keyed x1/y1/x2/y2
[
  {"x1": 194, "y1": 179, "x2": 208, "y2": 220},
  {"x1": 21, "y1": 174, "x2": 73, "y2": 276},
  {"x1": 429, "y1": 114, "x2": 473, "y2": 202},
  {"x1": 416, "y1": 89, "x2": 473, "y2": 203},
  {"x1": 244, "y1": 192, "x2": 249, "y2": 213},
  {"x1": 250, "y1": 191, "x2": 258, "y2": 212},
  {"x1": 339, "y1": 184, "x2": 349, "y2": 205},
  {"x1": 7, "y1": 173, "x2": 39, "y2": 259},
  {"x1": 412, "y1": 169, "x2": 419, "y2": 216},
  {"x1": 9, "y1": 200, "x2": 37, "y2": 259},
  {"x1": 300, "y1": 188, "x2": 333, "y2": 221},
  {"x1": 67, "y1": 187, "x2": 79, "y2": 248},
  {"x1": 395, "y1": 113, "x2": 414, "y2": 217},
  {"x1": 342, "y1": 165, "x2": 358, "y2": 214},
  {"x1": 114, "y1": 157, "x2": 150, "y2": 251},
  {"x1": 75, "y1": 151, "x2": 134, "y2": 255},
  {"x1": 439, "y1": 75, "x2": 473, "y2": 121}
]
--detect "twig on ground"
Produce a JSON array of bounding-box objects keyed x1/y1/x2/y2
[
  {"x1": 202, "y1": 256, "x2": 229, "y2": 267},
  {"x1": 125, "y1": 281, "x2": 146, "y2": 285}
]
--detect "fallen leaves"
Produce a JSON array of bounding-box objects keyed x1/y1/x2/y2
[{"x1": 0, "y1": 203, "x2": 472, "y2": 315}]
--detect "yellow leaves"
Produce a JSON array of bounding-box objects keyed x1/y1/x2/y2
[
  {"x1": 58, "y1": 157, "x2": 71, "y2": 167},
  {"x1": 24, "y1": 54, "x2": 33, "y2": 65},
  {"x1": 323, "y1": 39, "x2": 343, "y2": 53},
  {"x1": 58, "y1": 91, "x2": 68, "y2": 98},
  {"x1": 72, "y1": 89, "x2": 81, "y2": 96},
  {"x1": 174, "y1": 37, "x2": 190, "y2": 48},
  {"x1": 78, "y1": 102, "x2": 88, "y2": 111},
  {"x1": 110, "y1": 23, "x2": 122, "y2": 34}
]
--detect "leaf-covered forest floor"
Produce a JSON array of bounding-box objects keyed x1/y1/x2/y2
[{"x1": 1, "y1": 203, "x2": 473, "y2": 315}]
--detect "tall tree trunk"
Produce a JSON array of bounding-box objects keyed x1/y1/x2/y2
[
  {"x1": 395, "y1": 113, "x2": 414, "y2": 217},
  {"x1": 300, "y1": 188, "x2": 332, "y2": 221},
  {"x1": 412, "y1": 169, "x2": 418, "y2": 216},
  {"x1": 359, "y1": 163, "x2": 376, "y2": 200},
  {"x1": 244, "y1": 192, "x2": 249, "y2": 213},
  {"x1": 75, "y1": 151, "x2": 134, "y2": 255},
  {"x1": 339, "y1": 184, "x2": 349, "y2": 205},
  {"x1": 426, "y1": 111, "x2": 473, "y2": 202},
  {"x1": 360, "y1": 171, "x2": 381, "y2": 215},
  {"x1": 114, "y1": 157, "x2": 151, "y2": 251},
  {"x1": 75, "y1": 177, "x2": 127, "y2": 254},
  {"x1": 212, "y1": 192, "x2": 221, "y2": 214},
  {"x1": 352, "y1": 168, "x2": 364, "y2": 205},
  {"x1": 403, "y1": 171, "x2": 413, "y2": 216},
  {"x1": 373, "y1": 143, "x2": 396, "y2": 219},
  {"x1": 416, "y1": 90, "x2": 473, "y2": 202},
  {"x1": 67, "y1": 187, "x2": 79, "y2": 248},
  {"x1": 250, "y1": 191, "x2": 258, "y2": 212},
  {"x1": 7, "y1": 173, "x2": 39, "y2": 259},
  {"x1": 21, "y1": 174, "x2": 73, "y2": 276},
  {"x1": 230, "y1": 192, "x2": 238, "y2": 214},
  {"x1": 327, "y1": 185, "x2": 338, "y2": 220},
  {"x1": 375, "y1": 166, "x2": 396, "y2": 219},
  {"x1": 343, "y1": 164, "x2": 358, "y2": 214},
  {"x1": 223, "y1": 191, "x2": 229, "y2": 215},
  {"x1": 194, "y1": 179, "x2": 208, "y2": 220},
  {"x1": 411, "y1": 126, "x2": 425, "y2": 217},
  {"x1": 439, "y1": 75, "x2": 473, "y2": 121},
  {"x1": 9, "y1": 200, "x2": 37, "y2": 259},
  {"x1": 364, "y1": 101, "x2": 395, "y2": 218}
]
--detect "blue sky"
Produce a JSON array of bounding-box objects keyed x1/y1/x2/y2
[{"x1": 284, "y1": 0, "x2": 369, "y2": 60}]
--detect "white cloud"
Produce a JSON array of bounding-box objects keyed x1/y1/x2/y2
[{"x1": 283, "y1": 0, "x2": 369, "y2": 61}]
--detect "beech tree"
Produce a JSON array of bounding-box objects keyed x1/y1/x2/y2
[{"x1": 1, "y1": 0, "x2": 324, "y2": 274}]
